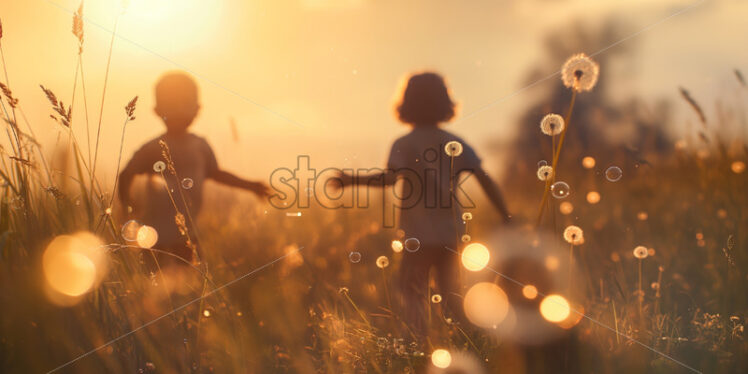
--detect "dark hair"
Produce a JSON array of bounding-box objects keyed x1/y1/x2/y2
[
  {"x1": 155, "y1": 71, "x2": 199, "y2": 107},
  {"x1": 396, "y1": 72, "x2": 456, "y2": 126}
]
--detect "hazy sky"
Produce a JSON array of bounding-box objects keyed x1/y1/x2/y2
[{"x1": 0, "y1": 0, "x2": 745, "y2": 184}]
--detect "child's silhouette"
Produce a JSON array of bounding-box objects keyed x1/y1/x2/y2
[
  {"x1": 337, "y1": 72, "x2": 511, "y2": 335},
  {"x1": 118, "y1": 71, "x2": 269, "y2": 263}
]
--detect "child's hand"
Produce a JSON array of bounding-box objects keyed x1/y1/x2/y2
[
  {"x1": 330, "y1": 171, "x2": 352, "y2": 191},
  {"x1": 249, "y1": 181, "x2": 272, "y2": 199}
]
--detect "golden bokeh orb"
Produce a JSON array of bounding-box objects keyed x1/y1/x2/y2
[
  {"x1": 522, "y1": 285, "x2": 538, "y2": 300},
  {"x1": 586, "y1": 191, "x2": 601, "y2": 204},
  {"x1": 559, "y1": 201, "x2": 574, "y2": 215},
  {"x1": 461, "y1": 243, "x2": 490, "y2": 272},
  {"x1": 391, "y1": 240, "x2": 403, "y2": 253},
  {"x1": 136, "y1": 225, "x2": 159, "y2": 249},
  {"x1": 463, "y1": 282, "x2": 509, "y2": 328},
  {"x1": 582, "y1": 156, "x2": 596, "y2": 169},
  {"x1": 43, "y1": 233, "x2": 104, "y2": 297},
  {"x1": 539, "y1": 294, "x2": 571, "y2": 323},
  {"x1": 431, "y1": 349, "x2": 452, "y2": 369}
]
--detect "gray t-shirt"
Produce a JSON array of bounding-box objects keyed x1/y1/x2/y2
[
  {"x1": 124, "y1": 132, "x2": 218, "y2": 246},
  {"x1": 387, "y1": 127, "x2": 481, "y2": 248}
]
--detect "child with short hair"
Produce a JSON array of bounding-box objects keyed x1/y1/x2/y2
[
  {"x1": 118, "y1": 71, "x2": 269, "y2": 263},
  {"x1": 337, "y1": 72, "x2": 511, "y2": 334}
]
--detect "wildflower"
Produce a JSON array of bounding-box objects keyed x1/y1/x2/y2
[
  {"x1": 633, "y1": 246, "x2": 648, "y2": 259},
  {"x1": 537, "y1": 165, "x2": 554, "y2": 181},
  {"x1": 376, "y1": 255, "x2": 389, "y2": 269},
  {"x1": 540, "y1": 113, "x2": 564, "y2": 136},
  {"x1": 563, "y1": 225, "x2": 584, "y2": 245},
  {"x1": 561, "y1": 53, "x2": 599, "y2": 92},
  {"x1": 444, "y1": 141, "x2": 463, "y2": 157}
]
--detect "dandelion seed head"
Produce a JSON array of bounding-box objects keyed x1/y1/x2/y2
[
  {"x1": 563, "y1": 225, "x2": 584, "y2": 245},
  {"x1": 348, "y1": 251, "x2": 361, "y2": 263},
  {"x1": 431, "y1": 294, "x2": 442, "y2": 303},
  {"x1": 444, "y1": 141, "x2": 463, "y2": 157},
  {"x1": 633, "y1": 246, "x2": 648, "y2": 259},
  {"x1": 376, "y1": 255, "x2": 389, "y2": 268},
  {"x1": 537, "y1": 165, "x2": 554, "y2": 181},
  {"x1": 153, "y1": 161, "x2": 166, "y2": 173},
  {"x1": 540, "y1": 113, "x2": 565, "y2": 136},
  {"x1": 561, "y1": 53, "x2": 599, "y2": 92},
  {"x1": 462, "y1": 212, "x2": 473, "y2": 221},
  {"x1": 461, "y1": 234, "x2": 472, "y2": 243}
]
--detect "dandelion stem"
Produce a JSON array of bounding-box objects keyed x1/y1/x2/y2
[
  {"x1": 535, "y1": 89, "x2": 578, "y2": 227},
  {"x1": 568, "y1": 242, "x2": 574, "y2": 294}
]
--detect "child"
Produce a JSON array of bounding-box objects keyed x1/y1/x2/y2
[
  {"x1": 337, "y1": 72, "x2": 511, "y2": 334},
  {"x1": 118, "y1": 71, "x2": 269, "y2": 264}
]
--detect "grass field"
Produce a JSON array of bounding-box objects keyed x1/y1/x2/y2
[{"x1": 1, "y1": 7, "x2": 747, "y2": 374}]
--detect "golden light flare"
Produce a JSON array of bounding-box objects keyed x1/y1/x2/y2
[
  {"x1": 582, "y1": 156, "x2": 596, "y2": 169},
  {"x1": 461, "y1": 243, "x2": 490, "y2": 272},
  {"x1": 731, "y1": 161, "x2": 746, "y2": 174},
  {"x1": 43, "y1": 232, "x2": 106, "y2": 299},
  {"x1": 539, "y1": 294, "x2": 570, "y2": 323},
  {"x1": 391, "y1": 240, "x2": 403, "y2": 253},
  {"x1": 522, "y1": 285, "x2": 538, "y2": 299},
  {"x1": 559, "y1": 201, "x2": 573, "y2": 215},
  {"x1": 463, "y1": 282, "x2": 509, "y2": 328},
  {"x1": 586, "y1": 191, "x2": 600, "y2": 204},
  {"x1": 136, "y1": 225, "x2": 159, "y2": 249},
  {"x1": 557, "y1": 302, "x2": 584, "y2": 329},
  {"x1": 431, "y1": 349, "x2": 452, "y2": 369}
]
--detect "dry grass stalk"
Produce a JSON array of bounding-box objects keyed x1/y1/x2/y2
[
  {"x1": 39, "y1": 85, "x2": 72, "y2": 127},
  {"x1": 72, "y1": 2, "x2": 84, "y2": 53},
  {"x1": 679, "y1": 87, "x2": 707, "y2": 126}
]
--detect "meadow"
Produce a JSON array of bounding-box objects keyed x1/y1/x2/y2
[{"x1": 1, "y1": 7, "x2": 747, "y2": 374}]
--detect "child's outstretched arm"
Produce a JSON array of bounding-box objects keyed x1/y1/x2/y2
[
  {"x1": 474, "y1": 167, "x2": 512, "y2": 223},
  {"x1": 336, "y1": 169, "x2": 397, "y2": 189},
  {"x1": 210, "y1": 169, "x2": 271, "y2": 198}
]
